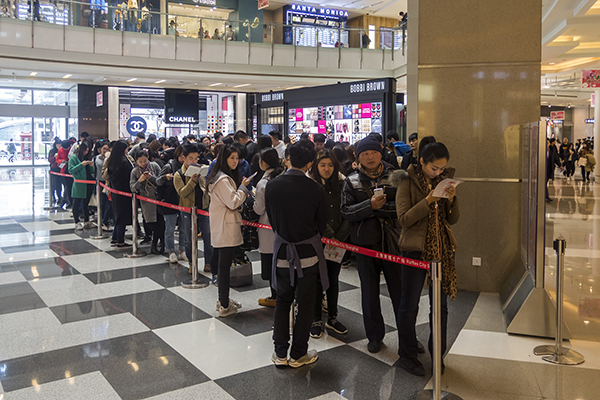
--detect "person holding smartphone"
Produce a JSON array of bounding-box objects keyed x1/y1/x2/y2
[
  {"x1": 68, "y1": 140, "x2": 95, "y2": 230},
  {"x1": 394, "y1": 136, "x2": 460, "y2": 377}
]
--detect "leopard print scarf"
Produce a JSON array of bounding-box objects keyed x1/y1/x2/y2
[{"x1": 416, "y1": 170, "x2": 458, "y2": 300}]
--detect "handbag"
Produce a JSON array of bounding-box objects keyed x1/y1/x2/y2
[
  {"x1": 579, "y1": 156, "x2": 588, "y2": 167},
  {"x1": 381, "y1": 218, "x2": 401, "y2": 256},
  {"x1": 229, "y1": 253, "x2": 253, "y2": 287},
  {"x1": 239, "y1": 195, "x2": 259, "y2": 251}
]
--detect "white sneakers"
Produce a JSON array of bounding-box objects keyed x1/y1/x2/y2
[
  {"x1": 217, "y1": 299, "x2": 242, "y2": 317},
  {"x1": 179, "y1": 251, "x2": 189, "y2": 261},
  {"x1": 168, "y1": 253, "x2": 178, "y2": 263},
  {"x1": 75, "y1": 222, "x2": 84, "y2": 230},
  {"x1": 288, "y1": 349, "x2": 319, "y2": 368}
]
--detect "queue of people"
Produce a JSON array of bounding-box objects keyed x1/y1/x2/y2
[
  {"x1": 50, "y1": 129, "x2": 460, "y2": 376},
  {"x1": 546, "y1": 136, "x2": 596, "y2": 202}
]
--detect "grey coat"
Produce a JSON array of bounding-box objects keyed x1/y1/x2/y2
[{"x1": 130, "y1": 161, "x2": 162, "y2": 223}]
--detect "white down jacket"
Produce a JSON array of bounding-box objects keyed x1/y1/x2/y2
[{"x1": 208, "y1": 171, "x2": 249, "y2": 248}]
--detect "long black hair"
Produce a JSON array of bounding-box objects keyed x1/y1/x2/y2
[
  {"x1": 76, "y1": 140, "x2": 91, "y2": 161},
  {"x1": 259, "y1": 148, "x2": 282, "y2": 180},
  {"x1": 207, "y1": 144, "x2": 241, "y2": 186},
  {"x1": 309, "y1": 149, "x2": 342, "y2": 192},
  {"x1": 106, "y1": 140, "x2": 129, "y2": 173},
  {"x1": 417, "y1": 136, "x2": 450, "y2": 171}
]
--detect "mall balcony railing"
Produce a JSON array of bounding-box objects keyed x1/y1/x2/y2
[{"x1": 0, "y1": 0, "x2": 407, "y2": 70}]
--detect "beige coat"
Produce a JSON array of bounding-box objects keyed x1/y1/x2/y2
[
  {"x1": 173, "y1": 164, "x2": 210, "y2": 209},
  {"x1": 208, "y1": 171, "x2": 249, "y2": 248},
  {"x1": 394, "y1": 166, "x2": 460, "y2": 252}
]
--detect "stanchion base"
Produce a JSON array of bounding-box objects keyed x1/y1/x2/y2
[
  {"x1": 90, "y1": 235, "x2": 107, "y2": 240},
  {"x1": 43, "y1": 206, "x2": 62, "y2": 211},
  {"x1": 182, "y1": 281, "x2": 209, "y2": 289},
  {"x1": 414, "y1": 390, "x2": 463, "y2": 400},
  {"x1": 124, "y1": 251, "x2": 147, "y2": 258},
  {"x1": 542, "y1": 348, "x2": 585, "y2": 365},
  {"x1": 534, "y1": 344, "x2": 556, "y2": 356}
]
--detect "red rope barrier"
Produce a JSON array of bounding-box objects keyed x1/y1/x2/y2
[{"x1": 51, "y1": 170, "x2": 429, "y2": 269}]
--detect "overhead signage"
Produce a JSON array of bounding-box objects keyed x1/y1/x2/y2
[
  {"x1": 96, "y1": 91, "x2": 103, "y2": 107},
  {"x1": 550, "y1": 111, "x2": 565, "y2": 120},
  {"x1": 168, "y1": 116, "x2": 198, "y2": 123},
  {"x1": 192, "y1": 0, "x2": 216, "y2": 5},
  {"x1": 350, "y1": 81, "x2": 386, "y2": 94},
  {"x1": 582, "y1": 70, "x2": 600, "y2": 89},
  {"x1": 290, "y1": 3, "x2": 349, "y2": 18},
  {"x1": 262, "y1": 92, "x2": 284, "y2": 102},
  {"x1": 126, "y1": 116, "x2": 147, "y2": 136},
  {"x1": 258, "y1": 0, "x2": 269, "y2": 10}
]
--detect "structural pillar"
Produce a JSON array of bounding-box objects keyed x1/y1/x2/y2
[
  {"x1": 407, "y1": 0, "x2": 542, "y2": 292},
  {"x1": 594, "y1": 90, "x2": 600, "y2": 178}
]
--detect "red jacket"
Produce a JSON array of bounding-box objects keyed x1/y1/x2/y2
[{"x1": 56, "y1": 147, "x2": 71, "y2": 174}]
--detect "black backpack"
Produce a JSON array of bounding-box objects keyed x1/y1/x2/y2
[{"x1": 239, "y1": 195, "x2": 259, "y2": 251}]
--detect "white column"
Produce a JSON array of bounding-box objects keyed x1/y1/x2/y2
[
  {"x1": 108, "y1": 87, "x2": 120, "y2": 142},
  {"x1": 595, "y1": 89, "x2": 600, "y2": 178},
  {"x1": 236, "y1": 93, "x2": 247, "y2": 135}
]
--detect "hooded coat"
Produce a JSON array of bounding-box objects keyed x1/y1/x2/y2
[{"x1": 207, "y1": 171, "x2": 249, "y2": 248}]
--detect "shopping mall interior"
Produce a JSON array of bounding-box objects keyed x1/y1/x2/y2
[{"x1": 1, "y1": 0, "x2": 600, "y2": 399}]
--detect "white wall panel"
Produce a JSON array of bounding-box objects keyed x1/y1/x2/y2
[
  {"x1": 295, "y1": 47, "x2": 317, "y2": 68},
  {"x1": 362, "y1": 50, "x2": 384, "y2": 70},
  {"x1": 248, "y1": 44, "x2": 271, "y2": 66},
  {"x1": 122, "y1": 33, "x2": 149, "y2": 58},
  {"x1": 150, "y1": 35, "x2": 175, "y2": 59},
  {"x1": 201, "y1": 40, "x2": 226, "y2": 63},
  {"x1": 383, "y1": 51, "x2": 394, "y2": 70},
  {"x1": 272, "y1": 45, "x2": 294, "y2": 67},
  {"x1": 340, "y1": 48, "x2": 361, "y2": 70},
  {"x1": 317, "y1": 48, "x2": 339, "y2": 69},
  {"x1": 65, "y1": 26, "x2": 93, "y2": 53},
  {"x1": 0, "y1": 19, "x2": 32, "y2": 47},
  {"x1": 94, "y1": 30, "x2": 123, "y2": 56},
  {"x1": 33, "y1": 24, "x2": 63, "y2": 50},
  {"x1": 225, "y1": 41, "x2": 249, "y2": 65},
  {"x1": 175, "y1": 37, "x2": 200, "y2": 62}
]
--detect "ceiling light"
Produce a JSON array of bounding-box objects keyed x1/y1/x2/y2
[
  {"x1": 209, "y1": 83, "x2": 223, "y2": 86},
  {"x1": 30, "y1": 72, "x2": 37, "y2": 76},
  {"x1": 155, "y1": 79, "x2": 166, "y2": 83},
  {"x1": 126, "y1": 78, "x2": 137, "y2": 82},
  {"x1": 233, "y1": 84, "x2": 251, "y2": 88},
  {"x1": 251, "y1": 17, "x2": 259, "y2": 28},
  {"x1": 63, "y1": 74, "x2": 72, "y2": 79}
]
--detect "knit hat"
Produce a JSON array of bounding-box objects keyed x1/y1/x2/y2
[{"x1": 356, "y1": 135, "x2": 383, "y2": 156}]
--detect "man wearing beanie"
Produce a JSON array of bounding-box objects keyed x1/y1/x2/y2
[{"x1": 341, "y1": 134, "x2": 417, "y2": 355}]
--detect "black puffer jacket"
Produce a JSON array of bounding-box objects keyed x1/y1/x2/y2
[{"x1": 341, "y1": 162, "x2": 400, "y2": 248}]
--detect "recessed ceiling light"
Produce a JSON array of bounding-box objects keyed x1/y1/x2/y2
[
  {"x1": 63, "y1": 74, "x2": 72, "y2": 79},
  {"x1": 155, "y1": 79, "x2": 166, "y2": 83},
  {"x1": 126, "y1": 78, "x2": 137, "y2": 82},
  {"x1": 233, "y1": 84, "x2": 251, "y2": 88},
  {"x1": 30, "y1": 72, "x2": 38, "y2": 76},
  {"x1": 209, "y1": 83, "x2": 223, "y2": 86}
]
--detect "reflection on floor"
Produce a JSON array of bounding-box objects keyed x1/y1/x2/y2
[
  {"x1": 547, "y1": 173, "x2": 600, "y2": 342},
  {"x1": 0, "y1": 167, "x2": 599, "y2": 400}
]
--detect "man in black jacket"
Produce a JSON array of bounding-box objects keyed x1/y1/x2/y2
[
  {"x1": 400, "y1": 132, "x2": 418, "y2": 170},
  {"x1": 341, "y1": 135, "x2": 407, "y2": 355},
  {"x1": 265, "y1": 140, "x2": 328, "y2": 368},
  {"x1": 234, "y1": 130, "x2": 257, "y2": 163}
]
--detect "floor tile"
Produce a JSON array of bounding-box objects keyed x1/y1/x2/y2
[
  {"x1": 83, "y1": 263, "x2": 209, "y2": 288},
  {"x1": 0, "y1": 308, "x2": 61, "y2": 336},
  {"x1": 463, "y1": 292, "x2": 507, "y2": 333},
  {"x1": 2, "y1": 371, "x2": 121, "y2": 400},
  {"x1": 1, "y1": 257, "x2": 79, "y2": 280},
  {"x1": 320, "y1": 305, "x2": 396, "y2": 344},
  {"x1": 0, "y1": 281, "x2": 46, "y2": 316},
  {"x1": 50, "y1": 289, "x2": 212, "y2": 329},
  {"x1": 307, "y1": 393, "x2": 348, "y2": 400},
  {"x1": 230, "y1": 273, "x2": 272, "y2": 292},
  {"x1": 49, "y1": 240, "x2": 104, "y2": 256},
  {"x1": 12, "y1": 216, "x2": 50, "y2": 223},
  {"x1": 1, "y1": 243, "x2": 53, "y2": 254},
  {"x1": 0, "y1": 224, "x2": 29, "y2": 235},
  {"x1": 144, "y1": 381, "x2": 236, "y2": 400},
  {"x1": 0, "y1": 249, "x2": 59, "y2": 264},
  {"x1": 217, "y1": 307, "x2": 275, "y2": 336},
  {"x1": 0, "y1": 270, "x2": 26, "y2": 285}
]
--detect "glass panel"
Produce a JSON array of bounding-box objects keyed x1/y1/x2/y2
[
  {"x1": 0, "y1": 117, "x2": 33, "y2": 166},
  {"x1": 34, "y1": 118, "x2": 67, "y2": 165},
  {"x1": 33, "y1": 90, "x2": 69, "y2": 106},
  {"x1": 0, "y1": 89, "x2": 32, "y2": 105},
  {"x1": 130, "y1": 108, "x2": 165, "y2": 138}
]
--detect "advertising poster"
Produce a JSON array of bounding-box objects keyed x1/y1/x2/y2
[
  {"x1": 318, "y1": 120, "x2": 326, "y2": 133},
  {"x1": 582, "y1": 70, "x2": 600, "y2": 89}
]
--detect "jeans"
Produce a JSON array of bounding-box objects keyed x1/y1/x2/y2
[
  {"x1": 72, "y1": 197, "x2": 89, "y2": 224},
  {"x1": 398, "y1": 251, "x2": 448, "y2": 359},
  {"x1": 214, "y1": 247, "x2": 235, "y2": 308},
  {"x1": 182, "y1": 211, "x2": 213, "y2": 268},
  {"x1": 164, "y1": 213, "x2": 185, "y2": 254},
  {"x1": 50, "y1": 170, "x2": 61, "y2": 203},
  {"x1": 273, "y1": 264, "x2": 319, "y2": 360},
  {"x1": 355, "y1": 252, "x2": 402, "y2": 344},
  {"x1": 112, "y1": 224, "x2": 126, "y2": 243},
  {"x1": 314, "y1": 259, "x2": 341, "y2": 321}
]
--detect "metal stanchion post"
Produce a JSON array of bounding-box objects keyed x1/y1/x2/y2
[
  {"x1": 91, "y1": 181, "x2": 106, "y2": 240},
  {"x1": 415, "y1": 261, "x2": 463, "y2": 400},
  {"x1": 124, "y1": 194, "x2": 146, "y2": 258},
  {"x1": 183, "y1": 206, "x2": 208, "y2": 289},
  {"x1": 44, "y1": 172, "x2": 61, "y2": 211},
  {"x1": 533, "y1": 238, "x2": 585, "y2": 365}
]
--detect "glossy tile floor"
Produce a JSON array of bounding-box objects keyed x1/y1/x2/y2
[{"x1": 1, "y1": 167, "x2": 600, "y2": 400}]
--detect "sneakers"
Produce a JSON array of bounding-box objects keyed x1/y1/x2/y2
[
  {"x1": 84, "y1": 221, "x2": 97, "y2": 229},
  {"x1": 168, "y1": 253, "x2": 178, "y2": 263},
  {"x1": 321, "y1": 295, "x2": 328, "y2": 313},
  {"x1": 271, "y1": 352, "x2": 288, "y2": 366},
  {"x1": 110, "y1": 240, "x2": 118, "y2": 247},
  {"x1": 367, "y1": 340, "x2": 382, "y2": 353},
  {"x1": 75, "y1": 222, "x2": 84, "y2": 230},
  {"x1": 102, "y1": 224, "x2": 113, "y2": 232},
  {"x1": 258, "y1": 297, "x2": 276, "y2": 307},
  {"x1": 212, "y1": 275, "x2": 218, "y2": 286},
  {"x1": 342, "y1": 259, "x2": 351, "y2": 268},
  {"x1": 217, "y1": 299, "x2": 241, "y2": 317},
  {"x1": 398, "y1": 357, "x2": 425, "y2": 376},
  {"x1": 140, "y1": 237, "x2": 152, "y2": 245},
  {"x1": 179, "y1": 251, "x2": 189, "y2": 262},
  {"x1": 116, "y1": 242, "x2": 132, "y2": 248},
  {"x1": 310, "y1": 321, "x2": 323, "y2": 338},
  {"x1": 203, "y1": 264, "x2": 211, "y2": 273},
  {"x1": 288, "y1": 349, "x2": 318, "y2": 368},
  {"x1": 326, "y1": 318, "x2": 348, "y2": 335}
]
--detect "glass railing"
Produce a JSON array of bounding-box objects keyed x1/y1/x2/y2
[{"x1": 0, "y1": 0, "x2": 407, "y2": 53}]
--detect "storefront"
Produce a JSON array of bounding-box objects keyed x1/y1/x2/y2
[
  {"x1": 283, "y1": 3, "x2": 349, "y2": 47},
  {"x1": 255, "y1": 78, "x2": 400, "y2": 144},
  {"x1": 167, "y1": 0, "x2": 234, "y2": 39}
]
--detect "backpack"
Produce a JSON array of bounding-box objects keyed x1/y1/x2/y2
[
  {"x1": 156, "y1": 160, "x2": 181, "y2": 215},
  {"x1": 239, "y1": 195, "x2": 259, "y2": 252}
]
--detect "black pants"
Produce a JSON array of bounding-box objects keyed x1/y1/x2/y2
[
  {"x1": 112, "y1": 224, "x2": 126, "y2": 243},
  {"x1": 72, "y1": 197, "x2": 89, "y2": 224},
  {"x1": 214, "y1": 246, "x2": 235, "y2": 308},
  {"x1": 63, "y1": 176, "x2": 73, "y2": 206},
  {"x1": 581, "y1": 166, "x2": 591, "y2": 182},
  {"x1": 314, "y1": 259, "x2": 341, "y2": 321},
  {"x1": 355, "y1": 252, "x2": 402, "y2": 344},
  {"x1": 273, "y1": 264, "x2": 319, "y2": 360},
  {"x1": 565, "y1": 161, "x2": 575, "y2": 177},
  {"x1": 261, "y1": 253, "x2": 276, "y2": 299},
  {"x1": 398, "y1": 251, "x2": 448, "y2": 359},
  {"x1": 147, "y1": 214, "x2": 165, "y2": 248},
  {"x1": 50, "y1": 170, "x2": 61, "y2": 203}
]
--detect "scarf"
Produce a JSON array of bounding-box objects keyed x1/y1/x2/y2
[
  {"x1": 416, "y1": 170, "x2": 458, "y2": 300},
  {"x1": 358, "y1": 162, "x2": 384, "y2": 179}
]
